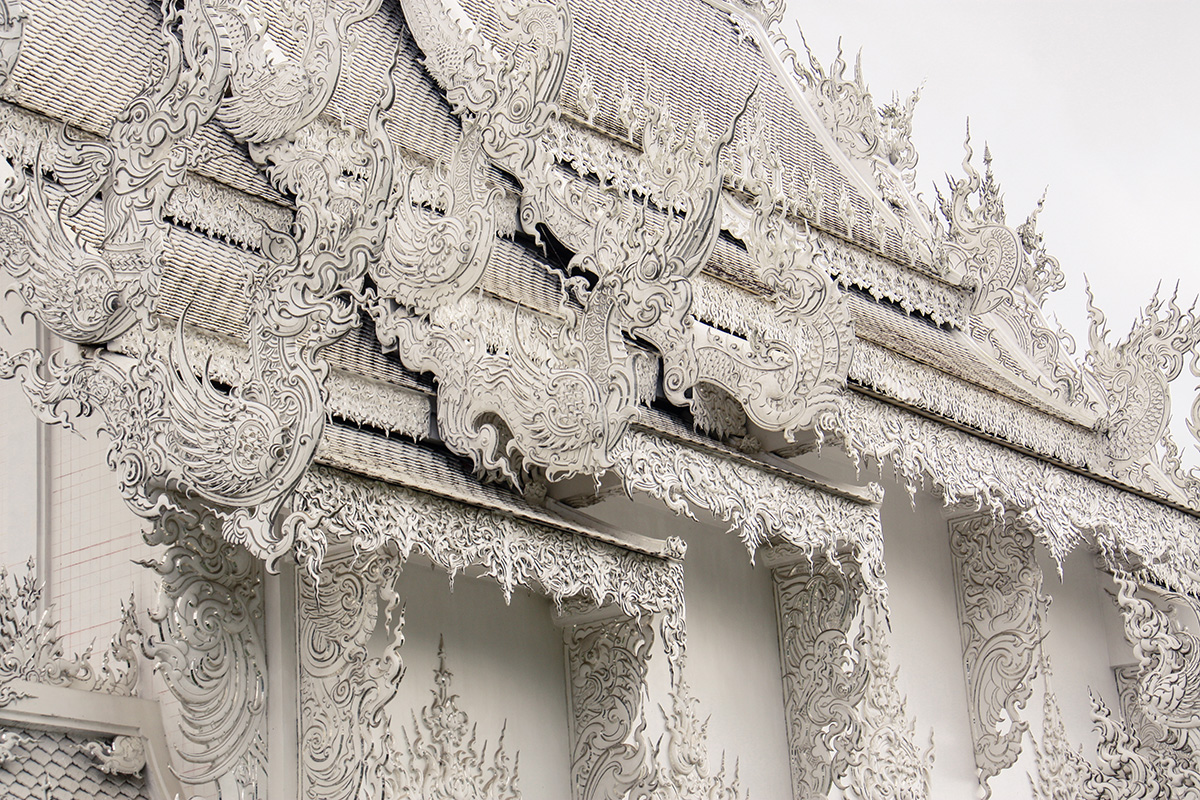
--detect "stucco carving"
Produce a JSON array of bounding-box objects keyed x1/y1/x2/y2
[
  {"x1": 772, "y1": 556, "x2": 868, "y2": 799},
  {"x1": 564, "y1": 615, "x2": 653, "y2": 800},
  {"x1": 0, "y1": 0, "x2": 20, "y2": 90},
  {"x1": 786, "y1": 34, "x2": 920, "y2": 197},
  {"x1": 849, "y1": 340, "x2": 1103, "y2": 472},
  {"x1": 141, "y1": 505, "x2": 267, "y2": 794},
  {"x1": 935, "y1": 133, "x2": 1086, "y2": 407},
  {"x1": 0, "y1": 559, "x2": 138, "y2": 708},
  {"x1": 298, "y1": 548, "x2": 404, "y2": 800},
  {"x1": 1081, "y1": 691, "x2": 1200, "y2": 800},
  {"x1": 832, "y1": 393, "x2": 1200, "y2": 595},
  {"x1": 394, "y1": 639, "x2": 521, "y2": 799},
  {"x1": 1028, "y1": 664, "x2": 1089, "y2": 800},
  {"x1": 0, "y1": 728, "x2": 29, "y2": 768},
  {"x1": 288, "y1": 464, "x2": 688, "y2": 668},
  {"x1": 614, "y1": 428, "x2": 886, "y2": 592},
  {"x1": 843, "y1": 598, "x2": 934, "y2": 800},
  {"x1": 0, "y1": 0, "x2": 397, "y2": 566},
  {"x1": 949, "y1": 513, "x2": 1046, "y2": 796},
  {"x1": 813, "y1": 230, "x2": 967, "y2": 328},
  {"x1": 1111, "y1": 574, "x2": 1200, "y2": 741},
  {"x1": 84, "y1": 736, "x2": 147, "y2": 777},
  {"x1": 1086, "y1": 288, "x2": 1200, "y2": 506},
  {"x1": 634, "y1": 675, "x2": 746, "y2": 800}
]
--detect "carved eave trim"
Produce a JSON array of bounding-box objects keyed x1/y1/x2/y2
[
  {"x1": 289, "y1": 464, "x2": 687, "y2": 660},
  {"x1": 847, "y1": 346, "x2": 1200, "y2": 520},
  {"x1": 315, "y1": 423, "x2": 681, "y2": 560},
  {"x1": 615, "y1": 417, "x2": 887, "y2": 593},
  {"x1": 834, "y1": 393, "x2": 1200, "y2": 594},
  {"x1": 850, "y1": 340, "x2": 1102, "y2": 471},
  {"x1": 815, "y1": 230, "x2": 969, "y2": 329}
]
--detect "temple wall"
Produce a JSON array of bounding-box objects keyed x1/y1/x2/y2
[
  {"x1": 591, "y1": 495, "x2": 794, "y2": 800},
  {"x1": 389, "y1": 559, "x2": 574, "y2": 799}
]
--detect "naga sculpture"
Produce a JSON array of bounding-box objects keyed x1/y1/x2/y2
[
  {"x1": 1086, "y1": 287, "x2": 1200, "y2": 506},
  {"x1": 935, "y1": 130, "x2": 1086, "y2": 407},
  {"x1": 0, "y1": 0, "x2": 389, "y2": 564}
]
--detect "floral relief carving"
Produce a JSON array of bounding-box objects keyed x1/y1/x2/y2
[
  {"x1": 831, "y1": 392, "x2": 1200, "y2": 595},
  {"x1": 843, "y1": 597, "x2": 934, "y2": 800},
  {"x1": 563, "y1": 615, "x2": 653, "y2": 800},
  {"x1": 772, "y1": 555, "x2": 868, "y2": 799},
  {"x1": 298, "y1": 548, "x2": 404, "y2": 800},
  {"x1": 949, "y1": 513, "x2": 1046, "y2": 796},
  {"x1": 394, "y1": 639, "x2": 521, "y2": 799},
  {"x1": 140, "y1": 504, "x2": 267, "y2": 794},
  {"x1": 287, "y1": 464, "x2": 689, "y2": 668},
  {"x1": 0, "y1": 559, "x2": 139, "y2": 708}
]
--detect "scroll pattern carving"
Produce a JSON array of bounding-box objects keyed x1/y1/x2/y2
[
  {"x1": 843, "y1": 598, "x2": 934, "y2": 800},
  {"x1": 1081, "y1": 691, "x2": 1200, "y2": 800},
  {"x1": 140, "y1": 505, "x2": 267, "y2": 794},
  {"x1": 0, "y1": 0, "x2": 394, "y2": 566},
  {"x1": 831, "y1": 392, "x2": 1200, "y2": 595},
  {"x1": 949, "y1": 513, "x2": 1046, "y2": 796},
  {"x1": 288, "y1": 465, "x2": 688, "y2": 668},
  {"x1": 935, "y1": 134, "x2": 1086, "y2": 407},
  {"x1": 716, "y1": 143, "x2": 852, "y2": 438},
  {"x1": 785, "y1": 34, "x2": 921, "y2": 199},
  {"x1": 298, "y1": 549, "x2": 404, "y2": 800},
  {"x1": 1086, "y1": 288, "x2": 1200, "y2": 506},
  {"x1": 564, "y1": 616, "x2": 653, "y2": 800},
  {"x1": 394, "y1": 640, "x2": 520, "y2": 799},
  {"x1": 1111, "y1": 575, "x2": 1200, "y2": 742},
  {"x1": 0, "y1": 559, "x2": 138, "y2": 708},
  {"x1": 613, "y1": 428, "x2": 886, "y2": 593},
  {"x1": 772, "y1": 556, "x2": 868, "y2": 799}
]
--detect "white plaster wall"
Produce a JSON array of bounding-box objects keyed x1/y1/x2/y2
[
  {"x1": 1037, "y1": 544, "x2": 1123, "y2": 760},
  {"x1": 389, "y1": 559, "x2": 573, "y2": 800},
  {"x1": 590, "y1": 494, "x2": 793, "y2": 799},
  {"x1": 797, "y1": 443, "x2": 1131, "y2": 800}
]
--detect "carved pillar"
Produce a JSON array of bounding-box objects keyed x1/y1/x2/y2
[
  {"x1": 561, "y1": 605, "x2": 654, "y2": 800},
  {"x1": 141, "y1": 504, "x2": 268, "y2": 799},
  {"x1": 767, "y1": 548, "x2": 867, "y2": 800},
  {"x1": 949, "y1": 513, "x2": 1045, "y2": 797},
  {"x1": 296, "y1": 547, "x2": 404, "y2": 800}
]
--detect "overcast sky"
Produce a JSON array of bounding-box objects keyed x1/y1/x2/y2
[{"x1": 784, "y1": 2, "x2": 1200, "y2": 457}]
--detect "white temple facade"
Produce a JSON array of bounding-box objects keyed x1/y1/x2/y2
[{"x1": 0, "y1": 1, "x2": 1198, "y2": 799}]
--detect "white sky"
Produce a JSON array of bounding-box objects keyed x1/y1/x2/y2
[{"x1": 784, "y1": 2, "x2": 1200, "y2": 455}]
